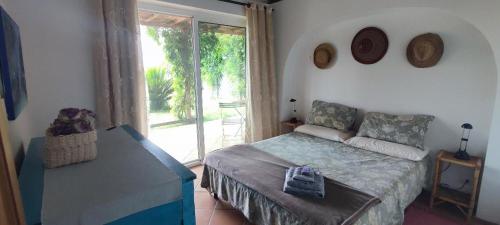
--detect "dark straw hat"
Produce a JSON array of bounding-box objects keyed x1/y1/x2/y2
[
  {"x1": 314, "y1": 43, "x2": 336, "y2": 69},
  {"x1": 407, "y1": 33, "x2": 444, "y2": 68},
  {"x1": 351, "y1": 27, "x2": 389, "y2": 64}
]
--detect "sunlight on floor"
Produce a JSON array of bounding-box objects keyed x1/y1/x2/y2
[{"x1": 148, "y1": 119, "x2": 244, "y2": 163}]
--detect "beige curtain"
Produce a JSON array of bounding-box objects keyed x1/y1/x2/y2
[
  {"x1": 246, "y1": 4, "x2": 279, "y2": 142},
  {"x1": 93, "y1": 0, "x2": 148, "y2": 135}
]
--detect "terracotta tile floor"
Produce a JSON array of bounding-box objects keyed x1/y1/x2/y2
[
  {"x1": 190, "y1": 166, "x2": 491, "y2": 225},
  {"x1": 191, "y1": 166, "x2": 253, "y2": 225}
]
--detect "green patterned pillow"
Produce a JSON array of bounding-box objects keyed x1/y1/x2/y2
[
  {"x1": 306, "y1": 100, "x2": 357, "y2": 131},
  {"x1": 357, "y1": 112, "x2": 435, "y2": 149}
]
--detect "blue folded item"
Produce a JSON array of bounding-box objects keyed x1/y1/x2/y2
[
  {"x1": 300, "y1": 166, "x2": 313, "y2": 176},
  {"x1": 286, "y1": 168, "x2": 324, "y2": 191},
  {"x1": 284, "y1": 168, "x2": 325, "y2": 199},
  {"x1": 292, "y1": 167, "x2": 315, "y2": 183}
]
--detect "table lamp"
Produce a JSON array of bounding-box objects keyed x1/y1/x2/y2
[
  {"x1": 290, "y1": 98, "x2": 297, "y2": 123},
  {"x1": 454, "y1": 123, "x2": 473, "y2": 160}
]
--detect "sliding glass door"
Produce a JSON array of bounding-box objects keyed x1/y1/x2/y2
[
  {"x1": 139, "y1": 11, "x2": 199, "y2": 163},
  {"x1": 199, "y1": 22, "x2": 247, "y2": 155},
  {"x1": 138, "y1": 4, "x2": 246, "y2": 164}
]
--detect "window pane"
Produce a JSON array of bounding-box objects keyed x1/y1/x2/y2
[
  {"x1": 199, "y1": 22, "x2": 247, "y2": 154},
  {"x1": 139, "y1": 11, "x2": 199, "y2": 163}
]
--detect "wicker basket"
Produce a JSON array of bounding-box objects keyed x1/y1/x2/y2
[{"x1": 44, "y1": 130, "x2": 98, "y2": 168}]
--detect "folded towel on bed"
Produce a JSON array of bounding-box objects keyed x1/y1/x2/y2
[
  {"x1": 286, "y1": 167, "x2": 324, "y2": 191},
  {"x1": 300, "y1": 166, "x2": 314, "y2": 176},
  {"x1": 284, "y1": 168, "x2": 325, "y2": 198},
  {"x1": 292, "y1": 167, "x2": 315, "y2": 183}
]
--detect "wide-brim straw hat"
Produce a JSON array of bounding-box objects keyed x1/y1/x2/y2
[
  {"x1": 351, "y1": 27, "x2": 389, "y2": 64},
  {"x1": 314, "y1": 43, "x2": 336, "y2": 69},
  {"x1": 407, "y1": 33, "x2": 444, "y2": 68}
]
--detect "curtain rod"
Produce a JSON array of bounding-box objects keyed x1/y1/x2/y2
[
  {"x1": 218, "y1": 0, "x2": 250, "y2": 7},
  {"x1": 217, "y1": 0, "x2": 275, "y2": 11}
]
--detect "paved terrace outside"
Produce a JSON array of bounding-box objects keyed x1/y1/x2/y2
[{"x1": 148, "y1": 118, "x2": 245, "y2": 163}]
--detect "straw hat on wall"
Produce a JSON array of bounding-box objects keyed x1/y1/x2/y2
[
  {"x1": 407, "y1": 33, "x2": 444, "y2": 68},
  {"x1": 313, "y1": 43, "x2": 336, "y2": 69},
  {"x1": 351, "y1": 27, "x2": 389, "y2": 64}
]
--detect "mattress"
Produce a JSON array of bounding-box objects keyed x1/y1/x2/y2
[{"x1": 204, "y1": 132, "x2": 431, "y2": 225}]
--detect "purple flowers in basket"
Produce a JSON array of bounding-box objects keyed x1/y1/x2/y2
[{"x1": 47, "y1": 108, "x2": 96, "y2": 136}]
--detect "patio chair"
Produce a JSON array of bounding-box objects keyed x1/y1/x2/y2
[{"x1": 219, "y1": 101, "x2": 246, "y2": 144}]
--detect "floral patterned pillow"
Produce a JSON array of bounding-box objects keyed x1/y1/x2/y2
[
  {"x1": 356, "y1": 112, "x2": 435, "y2": 149},
  {"x1": 306, "y1": 100, "x2": 358, "y2": 131}
]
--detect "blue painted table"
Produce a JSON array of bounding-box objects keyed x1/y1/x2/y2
[{"x1": 18, "y1": 125, "x2": 196, "y2": 225}]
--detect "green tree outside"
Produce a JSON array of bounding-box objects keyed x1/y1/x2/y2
[
  {"x1": 145, "y1": 67, "x2": 173, "y2": 112},
  {"x1": 146, "y1": 23, "x2": 246, "y2": 120},
  {"x1": 148, "y1": 22, "x2": 195, "y2": 120}
]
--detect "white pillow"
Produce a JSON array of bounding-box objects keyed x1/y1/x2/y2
[
  {"x1": 345, "y1": 136, "x2": 429, "y2": 161},
  {"x1": 294, "y1": 124, "x2": 354, "y2": 142}
]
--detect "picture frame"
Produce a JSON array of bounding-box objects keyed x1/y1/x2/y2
[{"x1": 0, "y1": 6, "x2": 27, "y2": 121}]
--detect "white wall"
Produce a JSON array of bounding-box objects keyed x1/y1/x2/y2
[
  {"x1": 273, "y1": 0, "x2": 500, "y2": 223},
  {"x1": 481, "y1": 118, "x2": 500, "y2": 222},
  {"x1": 3, "y1": 0, "x2": 97, "y2": 169}
]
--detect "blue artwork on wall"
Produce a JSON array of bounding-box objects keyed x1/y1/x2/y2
[{"x1": 0, "y1": 7, "x2": 27, "y2": 121}]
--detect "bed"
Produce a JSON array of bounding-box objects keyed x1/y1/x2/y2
[{"x1": 202, "y1": 131, "x2": 431, "y2": 225}]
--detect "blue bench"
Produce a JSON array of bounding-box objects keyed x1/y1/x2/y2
[{"x1": 18, "y1": 125, "x2": 196, "y2": 225}]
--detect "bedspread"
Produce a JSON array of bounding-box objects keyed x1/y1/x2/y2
[{"x1": 204, "y1": 132, "x2": 431, "y2": 225}]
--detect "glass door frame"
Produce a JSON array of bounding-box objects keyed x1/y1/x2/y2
[{"x1": 138, "y1": 1, "x2": 247, "y2": 166}]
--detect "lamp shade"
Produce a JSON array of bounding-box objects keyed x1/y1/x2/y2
[{"x1": 461, "y1": 123, "x2": 473, "y2": 129}]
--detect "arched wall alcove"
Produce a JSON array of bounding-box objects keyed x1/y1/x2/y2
[{"x1": 279, "y1": 7, "x2": 497, "y2": 193}]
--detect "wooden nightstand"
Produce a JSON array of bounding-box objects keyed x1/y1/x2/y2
[
  {"x1": 280, "y1": 120, "x2": 304, "y2": 134},
  {"x1": 430, "y1": 150, "x2": 483, "y2": 222}
]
